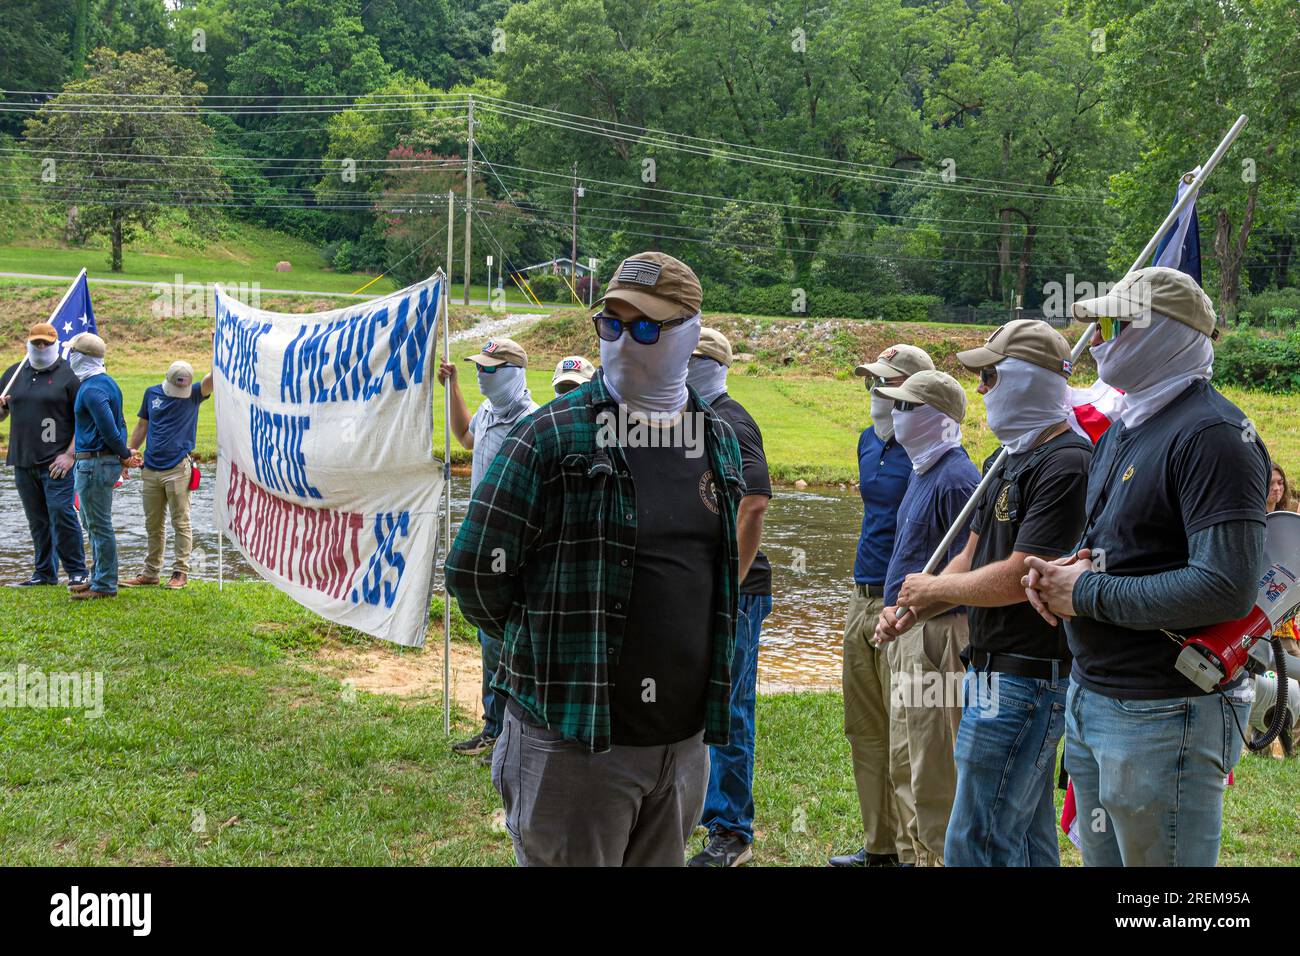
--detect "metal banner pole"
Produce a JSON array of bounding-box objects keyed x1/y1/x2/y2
[{"x1": 444, "y1": 192, "x2": 455, "y2": 736}]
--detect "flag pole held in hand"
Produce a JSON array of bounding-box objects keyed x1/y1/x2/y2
[{"x1": 884, "y1": 114, "x2": 1249, "y2": 636}]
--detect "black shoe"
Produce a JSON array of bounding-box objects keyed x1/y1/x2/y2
[
  {"x1": 687, "y1": 829, "x2": 753, "y2": 867},
  {"x1": 479, "y1": 749, "x2": 493, "y2": 767},
  {"x1": 67, "y1": 574, "x2": 88, "y2": 588},
  {"x1": 828, "y1": 847, "x2": 900, "y2": 867},
  {"x1": 451, "y1": 731, "x2": 495, "y2": 757},
  {"x1": 14, "y1": 576, "x2": 56, "y2": 587}
]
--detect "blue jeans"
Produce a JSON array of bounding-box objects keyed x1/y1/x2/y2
[
  {"x1": 14, "y1": 464, "x2": 87, "y2": 582},
  {"x1": 1065, "y1": 679, "x2": 1249, "y2": 866},
  {"x1": 945, "y1": 666, "x2": 1066, "y2": 867},
  {"x1": 701, "y1": 592, "x2": 773, "y2": 843},
  {"x1": 480, "y1": 628, "x2": 505, "y2": 739},
  {"x1": 74, "y1": 457, "x2": 120, "y2": 594}
]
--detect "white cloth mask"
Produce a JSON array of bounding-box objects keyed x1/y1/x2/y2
[
  {"x1": 67, "y1": 351, "x2": 105, "y2": 382},
  {"x1": 27, "y1": 342, "x2": 59, "y2": 370},
  {"x1": 1090, "y1": 311, "x2": 1213, "y2": 429},
  {"x1": 686, "y1": 355, "x2": 728, "y2": 403},
  {"x1": 983, "y1": 356, "x2": 1069, "y2": 455},
  {"x1": 892, "y1": 403, "x2": 961, "y2": 474},
  {"x1": 477, "y1": 365, "x2": 530, "y2": 417},
  {"x1": 600, "y1": 312, "x2": 701, "y2": 416},
  {"x1": 870, "y1": 391, "x2": 895, "y2": 441}
]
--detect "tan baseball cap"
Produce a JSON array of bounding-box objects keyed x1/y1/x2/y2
[
  {"x1": 27, "y1": 322, "x2": 57, "y2": 344},
  {"x1": 1072, "y1": 266, "x2": 1217, "y2": 337},
  {"x1": 957, "y1": 319, "x2": 1074, "y2": 377},
  {"x1": 854, "y1": 344, "x2": 934, "y2": 380},
  {"x1": 594, "y1": 251, "x2": 702, "y2": 322},
  {"x1": 552, "y1": 355, "x2": 596, "y2": 392},
  {"x1": 164, "y1": 360, "x2": 195, "y2": 398},
  {"x1": 875, "y1": 369, "x2": 966, "y2": 424},
  {"x1": 466, "y1": 337, "x2": 527, "y2": 368},
  {"x1": 693, "y1": 327, "x2": 733, "y2": 367},
  {"x1": 69, "y1": 331, "x2": 106, "y2": 359}
]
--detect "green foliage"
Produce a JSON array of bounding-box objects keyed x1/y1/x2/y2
[
  {"x1": 1214, "y1": 330, "x2": 1300, "y2": 392},
  {"x1": 1238, "y1": 288, "x2": 1300, "y2": 329},
  {"x1": 708, "y1": 285, "x2": 941, "y2": 321}
]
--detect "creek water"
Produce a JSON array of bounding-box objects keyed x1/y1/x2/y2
[{"x1": 0, "y1": 466, "x2": 865, "y2": 692}]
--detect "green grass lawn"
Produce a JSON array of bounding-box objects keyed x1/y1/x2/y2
[{"x1": 1, "y1": 582, "x2": 1295, "y2": 865}]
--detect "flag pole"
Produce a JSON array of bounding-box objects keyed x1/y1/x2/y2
[
  {"x1": 443, "y1": 190, "x2": 455, "y2": 736},
  {"x1": 887, "y1": 114, "x2": 1248, "y2": 630},
  {"x1": 0, "y1": 267, "x2": 87, "y2": 402}
]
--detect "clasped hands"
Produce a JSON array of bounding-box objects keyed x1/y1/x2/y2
[{"x1": 871, "y1": 548, "x2": 1094, "y2": 645}]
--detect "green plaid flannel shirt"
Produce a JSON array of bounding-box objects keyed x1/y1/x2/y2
[{"x1": 445, "y1": 370, "x2": 744, "y2": 754}]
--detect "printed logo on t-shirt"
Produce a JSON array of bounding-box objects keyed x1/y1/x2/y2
[
  {"x1": 1121, "y1": 464, "x2": 1135, "y2": 482},
  {"x1": 994, "y1": 484, "x2": 1011, "y2": 522},
  {"x1": 698, "y1": 469, "x2": 720, "y2": 515},
  {"x1": 151, "y1": 397, "x2": 163, "y2": 410}
]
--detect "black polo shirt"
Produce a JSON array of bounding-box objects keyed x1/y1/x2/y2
[
  {"x1": 969, "y1": 430, "x2": 1092, "y2": 660},
  {"x1": 1066, "y1": 380, "x2": 1270, "y2": 698},
  {"x1": 0, "y1": 358, "x2": 80, "y2": 468},
  {"x1": 708, "y1": 392, "x2": 772, "y2": 596}
]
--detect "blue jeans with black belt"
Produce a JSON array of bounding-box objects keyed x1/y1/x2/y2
[
  {"x1": 945, "y1": 663, "x2": 1067, "y2": 866},
  {"x1": 700, "y1": 592, "x2": 773, "y2": 844},
  {"x1": 1064, "y1": 680, "x2": 1248, "y2": 866},
  {"x1": 14, "y1": 464, "x2": 87, "y2": 582},
  {"x1": 74, "y1": 456, "x2": 120, "y2": 594}
]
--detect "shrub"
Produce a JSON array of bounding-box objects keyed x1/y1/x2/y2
[{"x1": 1214, "y1": 329, "x2": 1300, "y2": 392}]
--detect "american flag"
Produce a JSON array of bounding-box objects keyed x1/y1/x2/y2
[{"x1": 616, "y1": 258, "x2": 662, "y2": 286}]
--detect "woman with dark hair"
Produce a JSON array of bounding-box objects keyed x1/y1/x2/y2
[{"x1": 1267, "y1": 461, "x2": 1292, "y2": 513}]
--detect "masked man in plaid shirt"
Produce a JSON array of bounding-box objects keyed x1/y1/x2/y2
[{"x1": 446, "y1": 252, "x2": 744, "y2": 867}]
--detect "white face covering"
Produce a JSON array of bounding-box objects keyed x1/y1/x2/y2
[
  {"x1": 1089, "y1": 311, "x2": 1213, "y2": 429},
  {"x1": 892, "y1": 403, "x2": 961, "y2": 474},
  {"x1": 477, "y1": 365, "x2": 530, "y2": 417},
  {"x1": 870, "y1": 391, "x2": 895, "y2": 441},
  {"x1": 685, "y1": 355, "x2": 728, "y2": 403},
  {"x1": 67, "y1": 351, "x2": 105, "y2": 382},
  {"x1": 983, "y1": 356, "x2": 1069, "y2": 455},
  {"x1": 600, "y1": 312, "x2": 701, "y2": 416},
  {"x1": 27, "y1": 342, "x2": 59, "y2": 370}
]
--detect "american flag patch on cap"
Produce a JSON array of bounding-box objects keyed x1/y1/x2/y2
[
  {"x1": 561, "y1": 358, "x2": 582, "y2": 371},
  {"x1": 483, "y1": 340, "x2": 499, "y2": 353},
  {"x1": 616, "y1": 258, "x2": 662, "y2": 286}
]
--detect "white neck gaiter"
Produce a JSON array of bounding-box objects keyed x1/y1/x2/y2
[
  {"x1": 477, "y1": 365, "x2": 532, "y2": 421},
  {"x1": 983, "y1": 356, "x2": 1069, "y2": 455},
  {"x1": 27, "y1": 342, "x2": 59, "y2": 370},
  {"x1": 67, "y1": 351, "x2": 105, "y2": 382},
  {"x1": 892, "y1": 404, "x2": 961, "y2": 474},
  {"x1": 870, "y1": 391, "x2": 895, "y2": 441},
  {"x1": 1090, "y1": 311, "x2": 1213, "y2": 429},
  {"x1": 685, "y1": 355, "x2": 728, "y2": 403},
  {"x1": 600, "y1": 313, "x2": 701, "y2": 416}
]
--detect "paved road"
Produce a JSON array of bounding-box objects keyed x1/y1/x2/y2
[{"x1": 0, "y1": 270, "x2": 566, "y2": 309}]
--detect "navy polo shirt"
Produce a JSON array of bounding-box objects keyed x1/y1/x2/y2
[
  {"x1": 138, "y1": 383, "x2": 207, "y2": 470},
  {"x1": 855, "y1": 426, "x2": 912, "y2": 586}
]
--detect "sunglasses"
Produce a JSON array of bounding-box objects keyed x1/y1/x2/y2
[
  {"x1": 894, "y1": 400, "x2": 922, "y2": 412},
  {"x1": 1097, "y1": 317, "x2": 1130, "y2": 342},
  {"x1": 478, "y1": 362, "x2": 518, "y2": 374},
  {"x1": 592, "y1": 311, "x2": 693, "y2": 345},
  {"x1": 979, "y1": 366, "x2": 999, "y2": 389}
]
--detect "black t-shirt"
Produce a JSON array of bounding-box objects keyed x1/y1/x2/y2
[
  {"x1": 611, "y1": 412, "x2": 723, "y2": 746},
  {"x1": 708, "y1": 393, "x2": 773, "y2": 595},
  {"x1": 969, "y1": 431, "x2": 1092, "y2": 660},
  {"x1": 0, "y1": 358, "x2": 80, "y2": 468},
  {"x1": 1067, "y1": 380, "x2": 1270, "y2": 699}
]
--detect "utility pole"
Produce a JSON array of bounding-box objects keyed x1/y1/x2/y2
[
  {"x1": 446, "y1": 190, "x2": 455, "y2": 288},
  {"x1": 570, "y1": 161, "x2": 579, "y2": 298},
  {"x1": 463, "y1": 95, "x2": 474, "y2": 306}
]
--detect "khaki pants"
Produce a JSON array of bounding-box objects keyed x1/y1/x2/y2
[
  {"x1": 842, "y1": 588, "x2": 912, "y2": 861},
  {"x1": 142, "y1": 460, "x2": 193, "y2": 578},
  {"x1": 886, "y1": 611, "x2": 968, "y2": 867}
]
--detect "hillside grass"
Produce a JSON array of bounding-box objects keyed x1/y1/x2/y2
[{"x1": 1, "y1": 581, "x2": 1295, "y2": 866}]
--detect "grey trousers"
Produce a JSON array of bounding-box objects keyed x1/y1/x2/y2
[{"x1": 492, "y1": 705, "x2": 709, "y2": 866}]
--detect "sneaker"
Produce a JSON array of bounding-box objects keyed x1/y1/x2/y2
[
  {"x1": 828, "y1": 847, "x2": 900, "y2": 867},
  {"x1": 121, "y1": 574, "x2": 161, "y2": 588},
  {"x1": 687, "y1": 829, "x2": 753, "y2": 868},
  {"x1": 165, "y1": 572, "x2": 188, "y2": 589},
  {"x1": 479, "y1": 749, "x2": 494, "y2": 767},
  {"x1": 67, "y1": 580, "x2": 91, "y2": 594},
  {"x1": 66, "y1": 574, "x2": 88, "y2": 590},
  {"x1": 70, "y1": 589, "x2": 116, "y2": 601},
  {"x1": 14, "y1": 576, "x2": 56, "y2": 587},
  {"x1": 451, "y1": 731, "x2": 495, "y2": 757}
]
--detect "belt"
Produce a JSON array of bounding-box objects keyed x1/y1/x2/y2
[
  {"x1": 74, "y1": 450, "x2": 119, "y2": 460},
  {"x1": 969, "y1": 648, "x2": 1067, "y2": 682},
  {"x1": 855, "y1": 583, "x2": 885, "y2": 598}
]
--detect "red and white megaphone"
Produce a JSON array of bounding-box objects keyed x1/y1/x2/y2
[{"x1": 1174, "y1": 511, "x2": 1300, "y2": 693}]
